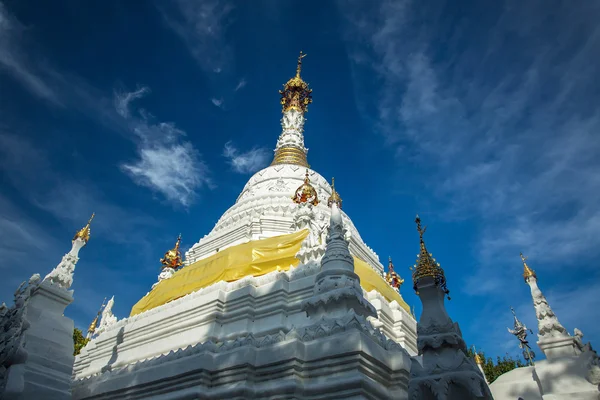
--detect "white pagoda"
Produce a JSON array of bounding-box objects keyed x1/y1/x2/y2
[{"x1": 70, "y1": 53, "x2": 418, "y2": 399}]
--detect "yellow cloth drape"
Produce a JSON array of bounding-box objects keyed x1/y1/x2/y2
[
  {"x1": 130, "y1": 229, "x2": 411, "y2": 316},
  {"x1": 130, "y1": 230, "x2": 309, "y2": 316},
  {"x1": 353, "y1": 257, "x2": 410, "y2": 312}
]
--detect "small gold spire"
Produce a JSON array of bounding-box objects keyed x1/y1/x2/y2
[
  {"x1": 292, "y1": 169, "x2": 319, "y2": 206},
  {"x1": 327, "y1": 177, "x2": 343, "y2": 209},
  {"x1": 296, "y1": 51, "x2": 307, "y2": 78},
  {"x1": 279, "y1": 51, "x2": 313, "y2": 113},
  {"x1": 411, "y1": 215, "x2": 449, "y2": 297},
  {"x1": 385, "y1": 256, "x2": 404, "y2": 291},
  {"x1": 473, "y1": 346, "x2": 483, "y2": 365},
  {"x1": 160, "y1": 234, "x2": 184, "y2": 270},
  {"x1": 87, "y1": 297, "x2": 106, "y2": 335},
  {"x1": 73, "y1": 213, "x2": 95, "y2": 244},
  {"x1": 520, "y1": 252, "x2": 536, "y2": 281}
]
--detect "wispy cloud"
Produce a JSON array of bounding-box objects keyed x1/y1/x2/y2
[
  {"x1": 159, "y1": 0, "x2": 234, "y2": 75},
  {"x1": 235, "y1": 78, "x2": 246, "y2": 91},
  {"x1": 211, "y1": 97, "x2": 224, "y2": 108},
  {"x1": 223, "y1": 141, "x2": 269, "y2": 174},
  {"x1": 115, "y1": 87, "x2": 212, "y2": 207},
  {"x1": 0, "y1": 2, "x2": 60, "y2": 104},
  {"x1": 339, "y1": 0, "x2": 600, "y2": 280}
]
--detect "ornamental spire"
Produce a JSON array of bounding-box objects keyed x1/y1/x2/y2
[
  {"x1": 520, "y1": 252, "x2": 536, "y2": 281},
  {"x1": 327, "y1": 177, "x2": 342, "y2": 209},
  {"x1": 292, "y1": 169, "x2": 319, "y2": 206},
  {"x1": 86, "y1": 297, "x2": 106, "y2": 339},
  {"x1": 280, "y1": 51, "x2": 312, "y2": 113},
  {"x1": 386, "y1": 256, "x2": 404, "y2": 291},
  {"x1": 272, "y1": 52, "x2": 312, "y2": 167},
  {"x1": 73, "y1": 213, "x2": 95, "y2": 244},
  {"x1": 520, "y1": 253, "x2": 572, "y2": 359},
  {"x1": 160, "y1": 234, "x2": 184, "y2": 270},
  {"x1": 411, "y1": 215, "x2": 449, "y2": 298}
]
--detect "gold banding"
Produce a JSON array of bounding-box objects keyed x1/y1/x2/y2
[{"x1": 271, "y1": 146, "x2": 309, "y2": 167}]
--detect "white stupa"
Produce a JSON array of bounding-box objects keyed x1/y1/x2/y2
[
  {"x1": 490, "y1": 254, "x2": 600, "y2": 399},
  {"x1": 70, "y1": 53, "x2": 418, "y2": 399}
]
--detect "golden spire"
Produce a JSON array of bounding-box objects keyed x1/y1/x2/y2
[
  {"x1": 520, "y1": 252, "x2": 536, "y2": 281},
  {"x1": 386, "y1": 256, "x2": 404, "y2": 291},
  {"x1": 279, "y1": 51, "x2": 313, "y2": 113},
  {"x1": 327, "y1": 177, "x2": 343, "y2": 209},
  {"x1": 160, "y1": 234, "x2": 184, "y2": 270},
  {"x1": 73, "y1": 213, "x2": 95, "y2": 244},
  {"x1": 473, "y1": 346, "x2": 483, "y2": 365},
  {"x1": 292, "y1": 169, "x2": 319, "y2": 206},
  {"x1": 87, "y1": 297, "x2": 106, "y2": 336},
  {"x1": 411, "y1": 215, "x2": 450, "y2": 297}
]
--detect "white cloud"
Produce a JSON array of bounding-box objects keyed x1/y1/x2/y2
[
  {"x1": 223, "y1": 141, "x2": 269, "y2": 174},
  {"x1": 115, "y1": 87, "x2": 212, "y2": 207},
  {"x1": 235, "y1": 79, "x2": 246, "y2": 91},
  {"x1": 211, "y1": 97, "x2": 224, "y2": 108},
  {"x1": 114, "y1": 86, "x2": 150, "y2": 118},
  {"x1": 338, "y1": 0, "x2": 600, "y2": 280},
  {"x1": 0, "y1": 2, "x2": 60, "y2": 104},
  {"x1": 159, "y1": 0, "x2": 234, "y2": 75}
]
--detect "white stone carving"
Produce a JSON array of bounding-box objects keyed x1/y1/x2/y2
[
  {"x1": 96, "y1": 296, "x2": 117, "y2": 336},
  {"x1": 152, "y1": 267, "x2": 176, "y2": 290},
  {"x1": 44, "y1": 237, "x2": 86, "y2": 290},
  {"x1": 302, "y1": 203, "x2": 377, "y2": 322},
  {"x1": 0, "y1": 274, "x2": 40, "y2": 395},
  {"x1": 292, "y1": 203, "x2": 326, "y2": 264}
]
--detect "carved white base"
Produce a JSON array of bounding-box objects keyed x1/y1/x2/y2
[
  {"x1": 73, "y1": 262, "x2": 417, "y2": 385},
  {"x1": 490, "y1": 356, "x2": 600, "y2": 400},
  {"x1": 17, "y1": 281, "x2": 74, "y2": 399},
  {"x1": 73, "y1": 328, "x2": 412, "y2": 400}
]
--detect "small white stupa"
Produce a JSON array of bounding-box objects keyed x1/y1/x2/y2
[
  {"x1": 490, "y1": 254, "x2": 600, "y2": 399},
  {"x1": 0, "y1": 214, "x2": 94, "y2": 400}
]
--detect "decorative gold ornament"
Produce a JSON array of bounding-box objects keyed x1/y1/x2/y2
[
  {"x1": 73, "y1": 213, "x2": 95, "y2": 244},
  {"x1": 473, "y1": 346, "x2": 484, "y2": 365},
  {"x1": 279, "y1": 51, "x2": 313, "y2": 113},
  {"x1": 160, "y1": 234, "x2": 184, "y2": 270},
  {"x1": 411, "y1": 215, "x2": 450, "y2": 298},
  {"x1": 271, "y1": 146, "x2": 309, "y2": 167},
  {"x1": 520, "y1": 252, "x2": 536, "y2": 281},
  {"x1": 87, "y1": 297, "x2": 106, "y2": 335},
  {"x1": 292, "y1": 169, "x2": 319, "y2": 206},
  {"x1": 327, "y1": 177, "x2": 343, "y2": 209},
  {"x1": 385, "y1": 256, "x2": 404, "y2": 291}
]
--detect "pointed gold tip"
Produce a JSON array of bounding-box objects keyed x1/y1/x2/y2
[
  {"x1": 520, "y1": 252, "x2": 536, "y2": 281},
  {"x1": 73, "y1": 213, "x2": 95, "y2": 244}
]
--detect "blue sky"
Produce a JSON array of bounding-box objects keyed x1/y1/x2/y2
[{"x1": 1, "y1": 0, "x2": 599, "y2": 361}]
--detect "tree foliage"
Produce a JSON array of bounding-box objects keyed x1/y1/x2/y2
[
  {"x1": 467, "y1": 347, "x2": 527, "y2": 383},
  {"x1": 73, "y1": 328, "x2": 89, "y2": 356}
]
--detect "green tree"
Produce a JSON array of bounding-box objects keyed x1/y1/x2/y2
[
  {"x1": 467, "y1": 347, "x2": 526, "y2": 383},
  {"x1": 73, "y1": 328, "x2": 89, "y2": 356}
]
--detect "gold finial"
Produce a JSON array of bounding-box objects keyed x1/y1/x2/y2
[
  {"x1": 520, "y1": 252, "x2": 536, "y2": 281},
  {"x1": 280, "y1": 52, "x2": 313, "y2": 113},
  {"x1": 327, "y1": 177, "x2": 343, "y2": 209},
  {"x1": 296, "y1": 51, "x2": 307, "y2": 78},
  {"x1": 386, "y1": 256, "x2": 404, "y2": 291},
  {"x1": 412, "y1": 214, "x2": 449, "y2": 298},
  {"x1": 160, "y1": 234, "x2": 184, "y2": 270},
  {"x1": 473, "y1": 345, "x2": 483, "y2": 365},
  {"x1": 87, "y1": 297, "x2": 106, "y2": 335},
  {"x1": 292, "y1": 169, "x2": 319, "y2": 206},
  {"x1": 73, "y1": 213, "x2": 95, "y2": 244}
]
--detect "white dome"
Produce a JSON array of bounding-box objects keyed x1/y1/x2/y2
[{"x1": 186, "y1": 164, "x2": 383, "y2": 274}]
